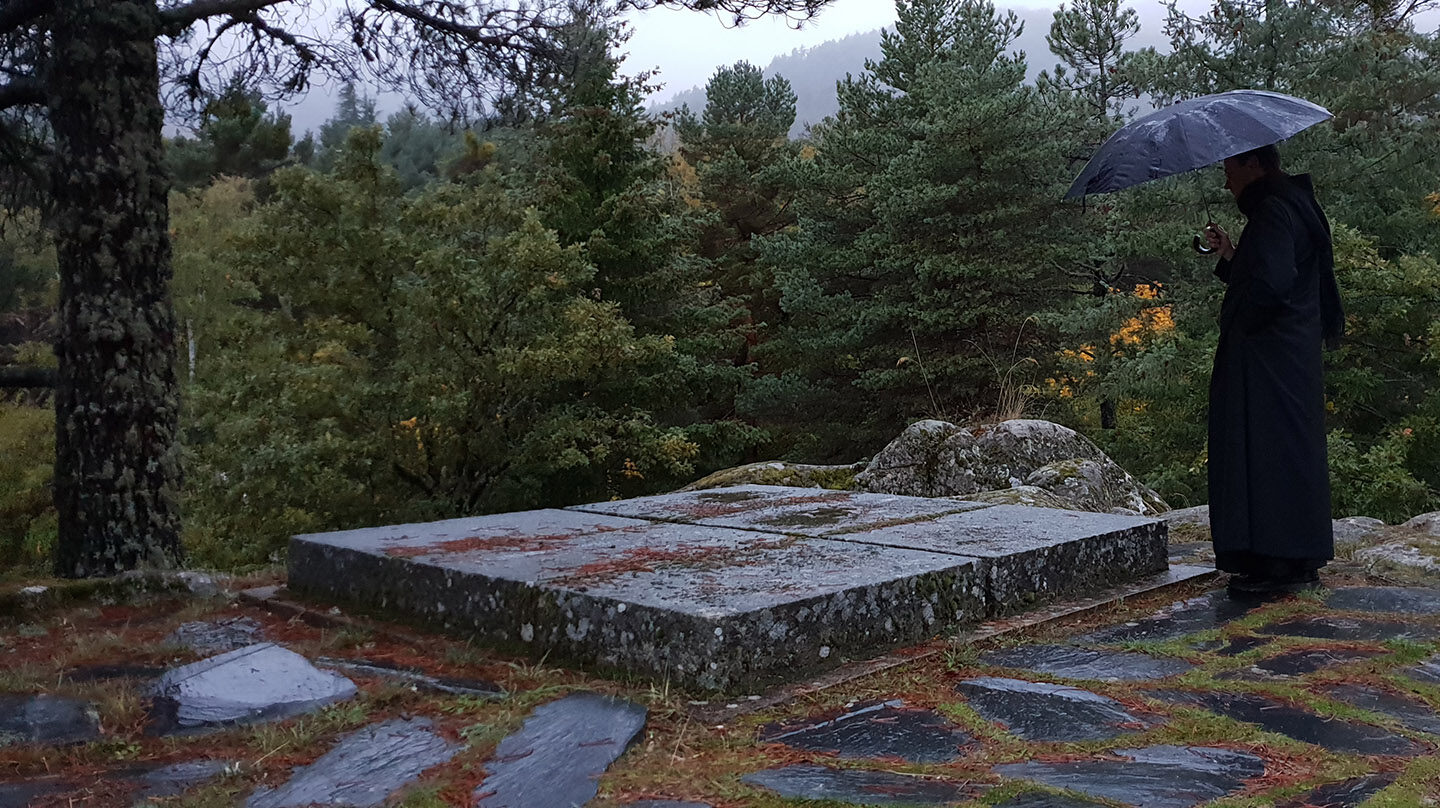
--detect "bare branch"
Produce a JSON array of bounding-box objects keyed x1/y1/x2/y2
[
  {"x1": 362, "y1": 0, "x2": 550, "y2": 54},
  {"x1": 0, "y1": 77, "x2": 43, "y2": 111},
  {"x1": 158, "y1": 0, "x2": 286, "y2": 31},
  {"x1": 0, "y1": 366, "x2": 56, "y2": 389},
  {"x1": 0, "y1": 0, "x2": 52, "y2": 34}
]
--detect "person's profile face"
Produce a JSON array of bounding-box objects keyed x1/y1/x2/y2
[{"x1": 1223, "y1": 156, "x2": 1259, "y2": 199}]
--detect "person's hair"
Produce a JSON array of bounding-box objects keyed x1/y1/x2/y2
[{"x1": 1235, "y1": 144, "x2": 1282, "y2": 173}]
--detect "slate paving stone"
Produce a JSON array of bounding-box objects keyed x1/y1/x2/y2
[
  {"x1": 993, "y1": 745, "x2": 1265, "y2": 808},
  {"x1": 165, "y1": 617, "x2": 265, "y2": 653},
  {"x1": 982, "y1": 645, "x2": 1194, "y2": 681},
  {"x1": 1323, "y1": 683, "x2": 1440, "y2": 736},
  {"x1": 741, "y1": 763, "x2": 983, "y2": 806},
  {"x1": 1256, "y1": 614, "x2": 1440, "y2": 642},
  {"x1": 64, "y1": 663, "x2": 167, "y2": 683},
  {"x1": 1325, "y1": 586, "x2": 1440, "y2": 615},
  {"x1": 1274, "y1": 772, "x2": 1399, "y2": 808},
  {"x1": 0, "y1": 693, "x2": 100, "y2": 746},
  {"x1": 474, "y1": 692, "x2": 647, "y2": 808},
  {"x1": 1155, "y1": 690, "x2": 1426, "y2": 756},
  {"x1": 569, "y1": 485, "x2": 986, "y2": 536},
  {"x1": 1228, "y1": 646, "x2": 1389, "y2": 678},
  {"x1": 137, "y1": 759, "x2": 235, "y2": 798},
  {"x1": 315, "y1": 658, "x2": 503, "y2": 698},
  {"x1": 758, "y1": 699, "x2": 973, "y2": 763},
  {"x1": 1406, "y1": 654, "x2": 1440, "y2": 684},
  {"x1": 1191, "y1": 635, "x2": 1268, "y2": 656},
  {"x1": 992, "y1": 794, "x2": 1108, "y2": 808},
  {"x1": 248, "y1": 717, "x2": 458, "y2": 808},
  {"x1": 147, "y1": 643, "x2": 357, "y2": 735},
  {"x1": 956, "y1": 677, "x2": 1153, "y2": 742},
  {"x1": 1077, "y1": 592, "x2": 1254, "y2": 644},
  {"x1": 0, "y1": 779, "x2": 73, "y2": 808}
]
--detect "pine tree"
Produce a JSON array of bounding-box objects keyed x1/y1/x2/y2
[
  {"x1": 167, "y1": 76, "x2": 294, "y2": 189},
  {"x1": 755, "y1": 0, "x2": 1079, "y2": 455},
  {"x1": 1043, "y1": 0, "x2": 1139, "y2": 125},
  {"x1": 675, "y1": 62, "x2": 799, "y2": 369}
]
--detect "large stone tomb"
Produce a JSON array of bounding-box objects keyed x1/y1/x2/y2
[{"x1": 289, "y1": 486, "x2": 1165, "y2": 690}]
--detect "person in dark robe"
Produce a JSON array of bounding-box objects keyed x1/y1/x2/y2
[{"x1": 1202, "y1": 144, "x2": 1345, "y2": 594}]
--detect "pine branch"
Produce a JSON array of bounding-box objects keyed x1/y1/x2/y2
[
  {"x1": 158, "y1": 0, "x2": 286, "y2": 31},
  {"x1": 0, "y1": 0, "x2": 51, "y2": 34},
  {"x1": 0, "y1": 77, "x2": 44, "y2": 111},
  {"x1": 0, "y1": 366, "x2": 56, "y2": 388}
]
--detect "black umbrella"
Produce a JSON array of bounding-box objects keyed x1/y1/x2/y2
[{"x1": 1064, "y1": 89, "x2": 1333, "y2": 200}]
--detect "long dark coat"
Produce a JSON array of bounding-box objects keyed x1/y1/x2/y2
[{"x1": 1208, "y1": 173, "x2": 1344, "y2": 570}]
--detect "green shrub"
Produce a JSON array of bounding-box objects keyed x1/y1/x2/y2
[{"x1": 0, "y1": 404, "x2": 56, "y2": 573}]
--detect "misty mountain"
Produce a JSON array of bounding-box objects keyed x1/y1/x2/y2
[{"x1": 651, "y1": 4, "x2": 1172, "y2": 138}]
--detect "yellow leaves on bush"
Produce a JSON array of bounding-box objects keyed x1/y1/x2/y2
[
  {"x1": 1111, "y1": 305, "x2": 1176, "y2": 348},
  {"x1": 1427, "y1": 191, "x2": 1440, "y2": 217}
]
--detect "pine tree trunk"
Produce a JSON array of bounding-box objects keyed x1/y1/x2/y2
[
  {"x1": 1100, "y1": 397, "x2": 1117, "y2": 431},
  {"x1": 48, "y1": 0, "x2": 184, "y2": 577}
]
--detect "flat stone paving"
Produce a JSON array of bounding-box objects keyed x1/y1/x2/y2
[
  {"x1": 13, "y1": 579, "x2": 1440, "y2": 807},
  {"x1": 289, "y1": 485, "x2": 1165, "y2": 690}
]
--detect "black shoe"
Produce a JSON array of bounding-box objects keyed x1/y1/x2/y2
[{"x1": 1230, "y1": 570, "x2": 1320, "y2": 595}]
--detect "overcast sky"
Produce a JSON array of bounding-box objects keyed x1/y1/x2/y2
[{"x1": 280, "y1": 0, "x2": 1437, "y2": 133}]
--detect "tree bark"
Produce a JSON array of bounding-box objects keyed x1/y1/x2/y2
[{"x1": 47, "y1": 0, "x2": 184, "y2": 577}]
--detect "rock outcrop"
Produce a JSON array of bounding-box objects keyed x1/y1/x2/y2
[
  {"x1": 678, "y1": 419, "x2": 1170, "y2": 516},
  {"x1": 855, "y1": 419, "x2": 1169, "y2": 515}
]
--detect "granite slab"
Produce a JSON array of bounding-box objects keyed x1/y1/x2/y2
[
  {"x1": 290, "y1": 509, "x2": 985, "y2": 691},
  {"x1": 568, "y1": 485, "x2": 987, "y2": 536},
  {"x1": 829, "y1": 505, "x2": 1167, "y2": 612}
]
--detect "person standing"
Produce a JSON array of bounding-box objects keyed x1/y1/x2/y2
[{"x1": 1203, "y1": 144, "x2": 1345, "y2": 594}]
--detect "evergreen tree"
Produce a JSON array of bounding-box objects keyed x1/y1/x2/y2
[
  {"x1": 1043, "y1": 0, "x2": 1139, "y2": 126},
  {"x1": 675, "y1": 62, "x2": 799, "y2": 369},
  {"x1": 380, "y1": 107, "x2": 462, "y2": 191},
  {"x1": 316, "y1": 81, "x2": 379, "y2": 170},
  {"x1": 754, "y1": 0, "x2": 1079, "y2": 456},
  {"x1": 167, "y1": 78, "x2": 294, "y2": 190}
]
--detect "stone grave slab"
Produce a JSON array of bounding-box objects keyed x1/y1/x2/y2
[
  {"x1": 956, "y1": 677, "x2": 1153, "y2": 742},
  {"x1": 1275, "y1": 773, "x2": 1398, "y2": 808},
  {"x1": 290, "y1": 509, "x2": 985, "y2": 691},
  {"x1": 1322, "y1": 683, "x2": 1440, "y2": 736},
  {"x1": 148, "y1": 644, "x2": 357, "y2": 735},
  {"x1": 0, "y1": 694, "x2": 100, "y2": 746},
  {"x1": 1326, "y1": 586, "x2": 1440, "y2": 615},
  {"x1": 568, "y1": 485, "x2": 988, "y2": 535},
  {"x1": 741, "y1": 764, "x2": 983, "y2": 806},
  {"x1": 1408, "y1": 654, "x2": 1440, "y2": 684},
  {"x1": 831, "y1": 505, "x2": 1167, "y2": 612},
  {"x1": 1256, "y1": 615, "x2": 1440, "y2": 642},
  {"x1": 1223, "y1": 647, "x2": 1388, "y2": 680},
  {"x1": 982, "y1": 645, "x2": 1194, "y2": 681},
  {"x1": 758, "y1": 699, "x2": 973, "y2": 763},
  {"x1": 315, "y1": 658, "x2": 503, "y2": 698},
  {"x1": 166, "y1": 617, "x2": 264, "y2": 653},
  {"x1": 1078, "y1": 592, "x2": 1254, "y2": 644},
  {"x1": 1155, "y1": 690, "x2": 1425, "y2": 756},
  {"x1": 995, "y1": 745, "x2": 1263, "y2": 808},
  {"x1": 249, "y1": 717, "x2": 458, "y2": 808},
  {"x1": 474, "y1": 693, "x2": 646, "y2": 808}
]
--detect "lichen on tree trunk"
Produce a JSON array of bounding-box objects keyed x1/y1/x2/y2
[{"x1": 47, "y1": 0, "x2": 184, "y2": 577}]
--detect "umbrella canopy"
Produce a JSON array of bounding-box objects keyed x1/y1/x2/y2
[{"x1": 1064, "y1": 90, "x2": 1332, "y2": 200}]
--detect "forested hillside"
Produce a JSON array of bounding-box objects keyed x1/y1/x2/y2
[{"x1": 4, "y1": 0, "x2": 1439, "y2": 574}]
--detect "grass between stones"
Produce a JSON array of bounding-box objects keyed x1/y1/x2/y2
[{"x1": 3, "y1": 568, "x2": 1440, "y2": 807}]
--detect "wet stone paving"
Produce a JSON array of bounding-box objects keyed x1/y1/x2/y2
[{"x1": 8, "y1": 549, "x2": 1440, "y2": 806}]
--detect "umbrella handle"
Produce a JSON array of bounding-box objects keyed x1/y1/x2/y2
[{"x1": 1192, "y1": 222, "x2": 1219, "y2": 255}]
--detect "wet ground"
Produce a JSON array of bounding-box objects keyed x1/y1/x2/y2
[{"x1": 4, "y1": 563, "x2": 1440, "y2": 806}]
